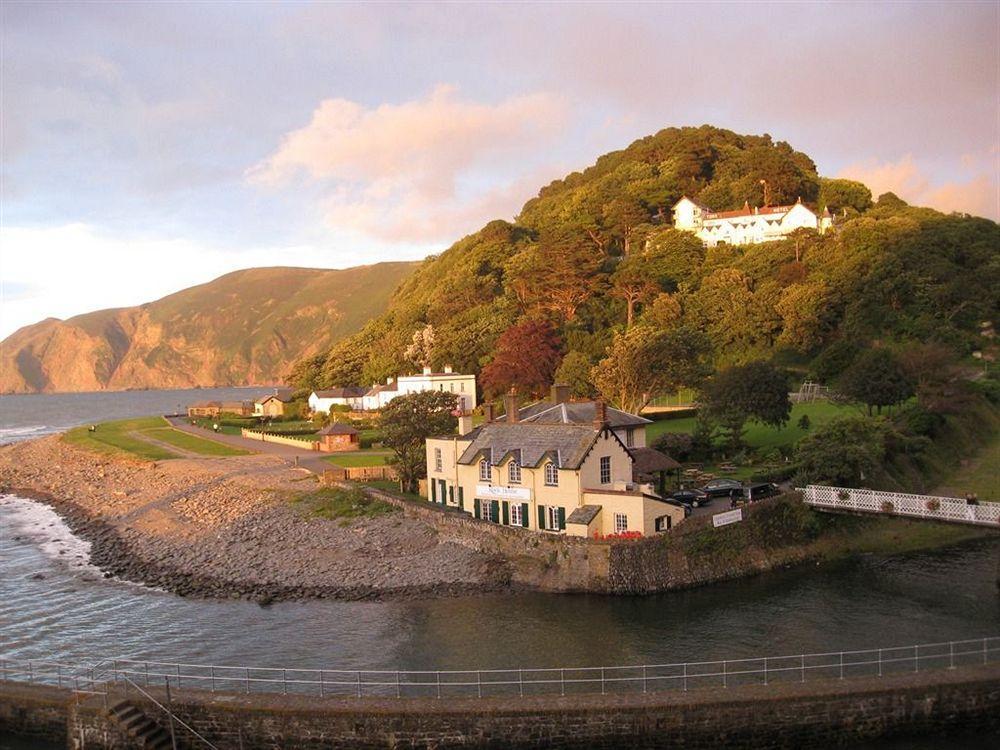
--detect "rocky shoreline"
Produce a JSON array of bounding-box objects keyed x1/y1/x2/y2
[{"x1": 0, "y1": 437, "x2": 510, "y2": 602}]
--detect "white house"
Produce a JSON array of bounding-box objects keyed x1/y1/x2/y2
[
  {"x1": 673, "y1": 196, "x2": 832, "y2": 247},
  {"x1": 308, "y1": 387, "x2": 366, "y2": 414},
  {"x1": 361, "y1": 366, "x2": 477, "y2": 412},
  {"x1": 362, "y1": 380, "x2": 399, "y2": 411}
]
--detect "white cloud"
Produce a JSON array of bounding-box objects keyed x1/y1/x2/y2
[
  {"x1": 838, "y1": 154, "x2": 999, "y2": 220},
  {"x1": 249, "y1": 85, "x2": 570, "y2": 243},
  {"x1": 0, "y1": 223, "x2": 422, "y2": 340}
]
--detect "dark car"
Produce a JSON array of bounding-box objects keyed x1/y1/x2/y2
[
  {"x1": 670, "y1": 488, "x2": 710, "y2": 508},
  {"x1": 743, "y1": 482, "x2": 781, "y2": 502},
  {"x1": 701, "y1": 478, "x2": 743, "y2": 499}
]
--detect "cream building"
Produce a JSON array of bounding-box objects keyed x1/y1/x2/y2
[
  {"x1": 673, "y1": 196, "x2": 832, "y2": 247},
  {"x1": 425, "y1": 392, "x2": 686, "y2": 538},
  {"x1": 308, "y1": 387, "x2": 367, "y2": 414},
  {"x1": 360, "y1": 366, "x2": 477, "y2": 412}
]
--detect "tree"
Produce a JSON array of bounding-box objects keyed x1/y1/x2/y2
[
  {"x1": 602, "y1": 197, "x2": 649, "y2": 256},
  {"x1": 379, "y1": 391, "x2": 459, "y2": 493},
  {"x1": 810, "y1": 340, "x2": 861, "y2": 383},
  {"x1": 611, "y1": 253, "x2": 666, "y2": 327},
  {"x1": 480, "y1": 319, "x2": 562, "y2": 399},
  {"x1": 819, "y1": 178, "x2": 872, "y2": 214},
  {"x1": 404, "y1": 324, "x2": 435, "y2": 369},
  {"x1": 838, "y1": 349, "x2": 913, "y2": 416},
  {"x1": 286, "y1": 354, "x2": 326, "y2": 397},
  {"x1": 591, "y1": 325, "x2": 711, "y2": 414},
  {"x1": 701, "y1": 361, "x2": 791, "y2": 451},
  {"x1": 554, "y1": 350, "x2": 597, "y2": 398},
  {"x1": 794, "y1": 416, "x2": 887, "y2": 487}
]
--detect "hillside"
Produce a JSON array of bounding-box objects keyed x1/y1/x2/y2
[
  {"x1": 291, "y1": 125, "x2": 1000, "y2": 395},
  {"x1": 0, "y1": 262, "x2": 416, "y2": 393}
]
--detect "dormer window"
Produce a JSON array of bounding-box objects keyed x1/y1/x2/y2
[
  {"x1": 479, "y1": 459, "x2": 491, "y2": 482},
  {"x1": 544, "y1": 462, "x2": 558, "y2": 487},
  {"x1": 508, "y1": 460, "x2": 521, "y2": 484}
]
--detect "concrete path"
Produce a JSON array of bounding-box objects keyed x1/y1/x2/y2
[{"x1": 165, "y1": 416, "x2": 330, "y2": 475}]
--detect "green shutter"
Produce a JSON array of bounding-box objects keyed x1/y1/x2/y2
[
  {"x1": 439, "y1": 480, "x2": 446, "y2": 504},
  {"x1": 538, "y1": 505, "x2": 546, "y2": 530},
  {"x1": 474, "y1": 500, "x2": 481, "y2": 519},
  {"x1": 430, "y1": 480, "x2": 437, "y2": 503},
  {"x1": 557, "y1": 507, "x2": 566, "y2": 530},
  {"x1": 490, "y1": 500, "x2": 500, "y2": 524},
  {"x1": 521, "y1": 503, "x2": 529, "y2": 528},
  {"x1": 502, "y1": 501, "x2": 510, "y2": 525},
  {"x1": 449, "y1": 486, "x2": 454, "y2": 504},
  {"x1": 458, "y1": 487, "x2": 465, "y2": 510}
]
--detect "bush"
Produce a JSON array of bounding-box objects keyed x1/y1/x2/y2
[
  {"x1": 797, "y1": 414, "x2": 811, "y2": 431},
  {"x1": 896, "y1": 402, "x2": 944, "y2": 437},
  {"x1": 652, "y1": 432, "x2": 694, "y2": 461},
  {"x1": 750, "y1": 464, "x2": 798, "y2": 484},
  {"x1": 926, "y1": 499, "x2": 940, "y2": 512},
  {"x1": 748, "y1": 497, "x2": 821, "y2": 549},
  {"x1": 880, "y1": 500, "x2": 895, "y2": 513}
]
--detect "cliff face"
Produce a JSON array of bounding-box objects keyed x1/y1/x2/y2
[{"x1": 0, "y1": 263, "x2": 416, "y2": 394}]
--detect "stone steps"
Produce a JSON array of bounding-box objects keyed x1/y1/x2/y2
[{"x1": 108, "y1": 698, "x2": 173, "y2": 749}]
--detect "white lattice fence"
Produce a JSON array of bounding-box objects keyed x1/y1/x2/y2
[{"x1": 802, "y1": 485, "x2": 1000, "y2": 527}]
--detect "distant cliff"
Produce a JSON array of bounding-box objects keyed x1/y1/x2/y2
[{"x1": 0, "y1": 263, "x2": 416, "y2": 394}]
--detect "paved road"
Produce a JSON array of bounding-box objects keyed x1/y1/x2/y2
[{"x1": 164, "y1": 417, "x2": 331, "y2": 475}]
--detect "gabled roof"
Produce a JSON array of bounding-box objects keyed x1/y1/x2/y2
[
  {"x1": 628, "y1": 446, "x2": 681, "y2": 473},
  {"x1": 511, "y1": 400, "x2": 651, "y2": 428},
  {"x1": 672, "y1": 195, "x2": 709, "y2": 210},
  {"x1": 365, "y1": 382, "x2": 398, "y2": 396},
  {"x1": 458, "y1": 423, "x2": 608, "y2": 470},
  {"x1": 313, "y1": 387, "x2": 367, "y2": 399}
]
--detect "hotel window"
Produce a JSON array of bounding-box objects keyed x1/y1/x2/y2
[
  {"x1": 625, "y1": 427, "x2": 634, "y2": 447},
  {"x1": 508, "y1": 460, "x2": 521, "y2": 484},
  {"x1": 434, "y1": 447, "x2": 442, "y2": 472},
  {"x1": 479, "y1": 499, "x2": 494, "y2": 522},
  {"x1": 546, "y1": 505, "x2": 564, "y2": 531},
  {"x1": 599, "y1": 456, "x2": 611, "y2": 484},
  {"x1": 479, "y1": 459, "x2": 491, "y2": 482},
  {"x1": 615, "y1": 513, "x2": 628, "y2": 534},
  {"x1": 510, "y1": 502, "x2": 522, "y2": 526},
  {"x1": 544, "y1": 462, "x2": 558, "y2": 486},
  {"x1": 460, "y1": 383, "x2": 465, "y2": 392}
]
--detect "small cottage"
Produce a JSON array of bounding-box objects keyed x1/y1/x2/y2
[{"x1": 317, "y1": 423, "x2": 360, "y2": 452}]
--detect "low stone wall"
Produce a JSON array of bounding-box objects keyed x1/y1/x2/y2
[
  {"x1": 240, "y1": 429, "x2": 318, "y2": 451},
  {"x1": 0, "y1": 681, "x2": 67, "y2": 746},
  {"x1": 5, "y1": 664, "x2": 1000, "y2": 749}
]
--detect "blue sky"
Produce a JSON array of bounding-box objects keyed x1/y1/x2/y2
[{"x1": 2, "y1": 1, "x2": 997, "y2": 339}]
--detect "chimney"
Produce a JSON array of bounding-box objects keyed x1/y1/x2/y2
[
  {"x1": 504, "y1": 392, "x2": 519, "y2": 424},
  {"x1": 423, "y1": 366, "x2": 432, "y2": 375},
  {"x1": 386, "y1": 376, "x2": 393, "y2": 385},
  {"x1": 593, "y1": 400, "x2": 608, "y2": 431},
  {"x1": 551, "y1": 384, "x2": 571, "y2": 404},
  {"x1": 482, "y1": 403, "x2": 495, "y2": 422},
  {"x1": 457, "y1": 413, "x2": 473, "y2": 436},
  {"x1": 444, "y1": 364, "x2": 453, "y2": 374}
]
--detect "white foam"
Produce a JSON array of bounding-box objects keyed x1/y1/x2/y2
[
  {"x1": 0, "y1": 494, "x2": 98, "y2": 573},
  {"x1": 0, "y1": 424, "x2": 53, "y2": 444}
]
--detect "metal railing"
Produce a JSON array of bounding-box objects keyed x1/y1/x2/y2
[
  {"x1": 3, "y1": 637, "x2": 998, "y2": 700},
  {"x1": 802, "y1": 485, "x2": 1000, "y2": 527}
]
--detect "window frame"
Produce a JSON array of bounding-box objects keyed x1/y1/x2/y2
[
  {"x1": 614, "y1": 512, "x2": 628, "y2": 534},
  {"x1": 599, "y1": 456, "x2": 612, "y2": 484},
  {"x1": 434, "y1": 447, "x2": 442, "y2": 473},
  {"x1": 544, "y1": 462, "x2": 558, "y2": 487},
  {"x1": 479, "y1": 459, "x2": 491, "y2": 482},
  {"x1": 508, "y1": 459, "x2": 521, "y2": 484},
  {"x1": 547, "y1": 506, "x2": 561, "y2": 531},
  {"x1": 509, "y1": 502, "x2": 522, "y2": 527}
]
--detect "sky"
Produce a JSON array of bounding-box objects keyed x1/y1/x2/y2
[{"x1": 1, "y1": 0, "x2": 998, "y2": 340}]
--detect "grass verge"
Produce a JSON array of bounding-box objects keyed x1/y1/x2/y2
[
  {"x1": 292, "y1": 486, "x2": 399, "y2": 521},
  {"x1": 64, "y1": 416, "x2": 246, "y2": 460},
  {"x1": 321, "y1": 452, "x2": 391, "y2": 468}
]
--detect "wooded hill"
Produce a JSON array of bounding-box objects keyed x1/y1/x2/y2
[
  {"x1": 0, "y1": 263, "x2": 417, "y2": 393},
  {"x1": 291, "y1": 125, "x2": 1000, "y2": 402}
]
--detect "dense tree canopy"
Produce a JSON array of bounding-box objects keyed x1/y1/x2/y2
[
  {"x1": 479, "y1": 319, "x2": 562, "y2": 399},
  {"x1": 702, "y1": 361, "x2": 792, "y2": 451},
  {"x1": 380, "y1": 391, "x2": 459, "y2": 493}
]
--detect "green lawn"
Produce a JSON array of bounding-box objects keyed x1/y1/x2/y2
[
  {"x1": 291, "y1": 486, "x2": 399, "y2": 521},
  {"x1": 646, "y1": 401, "x2": 859, "y2": 451},
  {"x1": 322, "y1": 451, "x2": 392, "y2": 468},
  {"x1": 64, "y1": 416, "x2": 246, "y2": 460},
  {"x1": 936, "y1": 433, "x2": 999, "y2": 502},
  {"x1": 355, "y1": 480, "x2": 424, "y2": 503}
]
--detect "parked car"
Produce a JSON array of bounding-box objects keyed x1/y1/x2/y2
[
  {"x1": 670, "y1": 488, "x2": 710, "y2": 508},
  {"x1": 743, "y1": 482, "x2": 781, "y2": 502},
  {"x1": 701, "y1": 478, "x2": 743, "y2": 499}
]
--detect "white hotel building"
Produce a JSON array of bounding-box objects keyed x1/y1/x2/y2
[{"x1": 673, "y1": 196, "x2": 832, "y2": 247}]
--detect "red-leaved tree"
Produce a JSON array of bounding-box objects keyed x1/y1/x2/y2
[{"x1": 480, "y1": 320, "x2": 562, "y2": 400}]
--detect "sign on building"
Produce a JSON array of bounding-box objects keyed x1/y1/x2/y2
[
  {"x1": 475, "y1": 485, "x2": 531, "y2": 501},
  {"x1": 712, "y1": 508, "x2": 743, "y2": 528}
]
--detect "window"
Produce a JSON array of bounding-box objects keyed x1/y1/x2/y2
[
  {"x1": 479, "y1": 499, "x2": 494, "y2": 522},
  {"x1": 625, "y1": 427, "x2": 634, "y2": 448},
  {"x1": 479, "y1": 459, "x2": 491, "y2": 481},
  {"x1": 599, "y1": 456, "x2": 611, "y2": 484},
  {"x1": 460, "y1": 383, "x2": 465, "y2": 392},
  {"x1": 544, "y1": 462, "x2": 558, "y2": 486},
  {"x1": 547, "y1": 506, "x2": 561, "y2": 531},
  {"x1": 510, "y1": 503, "x2": 522, "y2": 526},
  {"x1": 434, "y1": 447, "x2": 442, "y2": 472},
  {"x1": 508, "y1": 460, "x2": 521, "y2": 484},
  {"x1": 615, "y1": 513, "x2": 628, "y2": 534}
]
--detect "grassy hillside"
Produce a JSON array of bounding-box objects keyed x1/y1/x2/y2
[{"x1": 1, "y1": 262, "x2": 417, "y2": 393}]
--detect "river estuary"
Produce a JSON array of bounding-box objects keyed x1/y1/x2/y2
[{"x1": 2, "y1": 389, "x2": 999, "y2": 748}]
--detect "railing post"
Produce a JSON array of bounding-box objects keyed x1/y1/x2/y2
[
  {"x1": 642, "y1": 665, "x2": 648, "y2": 693},
  {"x1": 601, "y1": 667, "x2": 606, "y2": 695},
  {"x1": 397, "y1": 671, "x2": 402, "y2": 699},
  {"x1": 801, "y1": 654, "x2": 805, "y2": 682},
  {"x1": 245, "y1": 667, "x2": 250, "y2": 694},
  {"x1": 984, "y1": 638, "x2": 989, "y2": 666},
  {"x1": 723, "y1": 660, "x2": 727, "y2": 689},
  {"x1": 949, "y1": 641, "x2": 955, "y2": 670},
  {"x1": 436, "y1": 671, "x2": 441, "y2": 699},
  {"x1": 282, "y1": 669, "x2": 287, "y2": 694},
  {"x1": 211, "y1": 666, "x2": 216, "y2": 692},
  {"x1": 683, "y1": 663, "x2": 688, "y2": 692},
  {"x1": 356, "y1": 671, "x2": 362, "y2": 698},
  {"x1": 518, "y1": 668, "x2": 523, "y2": 698},
  {"x1": 914, "y1": 645, "x2": 919, "y2": 673},
  {"x1": 763, "y1": 658, "x2": 768, "y2": 686},
  {"x1": 839, "y1": 651, "x2": 844, "y2": 680},
  {"x1": 165, "y1": 677, "x2": 178, "y2": 750},
  {"x1": 560, "y1": 669, "x2": 565, "y2": 697},
  {"x1": 319, "y1": 670, "x2": 325, "y2": 697},
  {"x1": 877, "y1": 649, "x2": 882, "y2": 677},
  {"x1": 176, "y1": 664, "x2": 181, "y2": 689}
]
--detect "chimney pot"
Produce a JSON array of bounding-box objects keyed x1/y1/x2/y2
[
  {"x1": 457, "y1": 414, "x2": 473, "y2": 436},
  {"x1": 444, "y1": 364, "x2": 453, "y2": 374},
  {"x1": 386, "y1": 377, "x2": 392, "y2": 385},
  {"x1": 482, "y1": 403, "x2": 495, "y2": 422},
  {"x1": 423, "y1": 366, "x2": 432, "y2": 375},
  {"x1": 593, "y1": 400, "x2": 608, "y2": 431}
]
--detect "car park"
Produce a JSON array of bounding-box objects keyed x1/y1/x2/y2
[{"x1": 701, "y1": 478, "x2": 743, "y2": 499}]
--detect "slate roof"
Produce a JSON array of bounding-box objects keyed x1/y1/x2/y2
[
  {"x1": 457, "y1": 423, "x2": 606, "y2": 470},
  {"x1": 628, "y1": 447, "x2": 681, "y2": 474},
  {"x1": 566, "y1": 505, "x2": 602, "y2": 526},
  {"x1": 512, "y1": 400, "x2": 651, "y2": 428},
  {"x1": 365, "y1": 382, "x2": 398, "y2": 396},
  {"x1": 313, "y1": 387, "x2": 366, "y2": 399},
  {"x1": 317, "y1": 423, "x2": 358, "y2": 436}
]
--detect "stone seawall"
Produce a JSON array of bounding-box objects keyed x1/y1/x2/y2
[{"x1": 5, "y1": 664, "x2": 1000, "y2": 749}]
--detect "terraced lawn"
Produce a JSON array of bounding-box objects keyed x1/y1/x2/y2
[
  {"x1": 322, "y1": 451, "x2": 392, "y2": 468},
  {"x1": 64, "y1": 416, "x2": 247, "y2": 460}
]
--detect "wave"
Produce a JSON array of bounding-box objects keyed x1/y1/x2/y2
[
  {"x1": 0, "y1": 424, "x2": 55, "y2": 444},
  {"x1": 0, "y1": 494, "x2": 97, "y2": 573}
]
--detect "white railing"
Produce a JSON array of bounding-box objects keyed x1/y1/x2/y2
[
  {"x1": 3, "y1": 637, "x2": 998, "y2": 699},
  {"x1": 802, "y1": 485, "x2": 1000, "y2": 527}
]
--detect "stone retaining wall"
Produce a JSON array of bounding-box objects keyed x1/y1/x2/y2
[{"x1": 5, "y1": 664, "x2": 1000, "y2": 749}]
